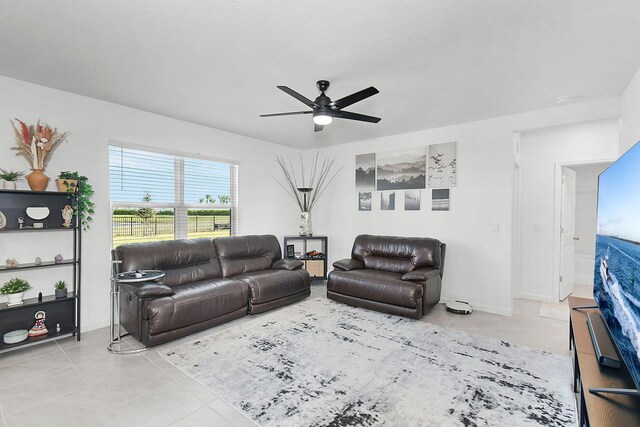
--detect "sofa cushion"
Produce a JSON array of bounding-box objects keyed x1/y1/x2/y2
[
  {"x1": 351, "y1": 234, "x2": 443, "y2": 274},
  {"x1": 234, "y1": 269, "x2": 310, "y2": 305},
  {"x1": 327, "y1": 269, "x2": 423, "y2": 308},
  {"x1": 115, "y1": 238, "x2": 222, "y2": 286},
  {"x1": 214, "y1": 235, "x2": 282, "y2": 278},
  {"x1": 143, "y1": 278, "x2": 249, "y2": 335}
]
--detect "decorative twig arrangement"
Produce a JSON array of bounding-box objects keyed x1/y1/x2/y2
[
  {"x1": 274, "y1": 153, "x2": 343, "y2": 212},
  {"x1": 11, "y1": 119, "x2": 69, "y2": 170}
]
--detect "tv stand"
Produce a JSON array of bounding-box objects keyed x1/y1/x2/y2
[{"x1": 569, "y1": 296, "x2": 640, "y2": 426}]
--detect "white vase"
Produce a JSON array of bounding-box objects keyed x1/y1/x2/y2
[
  {"x1": 6, "y1": 292, "x2": 24, "y2": 306},
  {"x1": 299, "y1": 211, "x2": 313, "y2": 236},
  {"x1": 3, "y1": 181, "x2": 16, "y2": 190}
]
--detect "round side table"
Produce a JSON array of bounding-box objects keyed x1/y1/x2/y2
[{"x1": 108, "y1": 269, "x2": 165, "y2": 354}]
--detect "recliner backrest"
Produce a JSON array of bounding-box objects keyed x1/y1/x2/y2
[
  {"x1": 114, "y1": 238, "x2": 223, "y2": 286},
  {"x1": 351, "y1": 234, "x2": 443, "y2": 274},
  {"x1": 214, "y1": 234, "x2": 282, "y2": 278}
]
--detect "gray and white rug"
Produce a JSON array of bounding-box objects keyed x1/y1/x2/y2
[{"x1": 162, "y1": 298, "x2": 576, "y2": 426}]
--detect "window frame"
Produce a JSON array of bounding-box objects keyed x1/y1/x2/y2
[{"x1": 108, "y1": 140, "x2": 239, "y2": 247}]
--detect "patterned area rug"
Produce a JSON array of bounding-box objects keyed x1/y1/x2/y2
[{"x1": 162, "y1": 298, "x2": 576, "y2": 426}]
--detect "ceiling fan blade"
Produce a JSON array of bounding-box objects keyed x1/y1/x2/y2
[
  {"x1": 331, "y1": 86, "x2": 379, "y2": 109},
  {"x1": 333, "y1": 110, "x2": 381, "y2": 123},
  {"x1": 277, "y1": 86, "x2": 318, "y2": 108},
  {"x1": 259, "y1": 111, "x2": 312, "y2": 117},
  {"x1": 314, "y1": 123, "x2": 324, "y2": 132}
]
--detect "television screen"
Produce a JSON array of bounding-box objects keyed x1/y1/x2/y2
[{"x1": 594, "y1": 141, "x2": 640, "y2": 391}]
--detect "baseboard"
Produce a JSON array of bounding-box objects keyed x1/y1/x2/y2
[{"x1": 518, "y1": 292, "x2": 556, "y2": 303}]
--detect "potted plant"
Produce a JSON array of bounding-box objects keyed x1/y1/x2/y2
[
  {"x1": 11, "y1": 119, "x2": 69, "y2": 191},
  {"x1": 56, "y1": 171, "x2": 95, "y2": 231},
  {"x1": 0, "y1": 169, "x2": 25, "y2": 190},
  {"x1": 54, "y1": 280, "x2": 68, "y2": 299},
  {"x1": 1, "y1": 278, "x2": 32, "y2": 306}
]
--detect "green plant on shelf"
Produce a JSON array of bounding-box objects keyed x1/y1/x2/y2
[
  {"x1": 0, "y1": 169, "x2": 25, "y2": 182},
  {"x1": 58, "y1": 171, "x2": 95, "y2": 231},
  {"x1": 0, "y1": 278, "x2": 31, "y2": 294},
  {"x1": 54, "y1": 280, "x2": 67, "y2": 290}
]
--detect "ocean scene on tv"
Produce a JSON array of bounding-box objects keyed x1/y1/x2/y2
[{"x1": 594, "y1": 142, "x2": 640, "y2": 390}]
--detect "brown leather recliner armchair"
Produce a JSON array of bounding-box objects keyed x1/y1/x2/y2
[
  {"x1": 114, "y1": 235, "x2": 310, "y2": 347},
  {"x1": 327, "y1": 234, "x2": 445, "y2": 319}
]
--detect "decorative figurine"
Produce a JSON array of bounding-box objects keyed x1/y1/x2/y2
[
  {"x1": 61, "y1": 205, "x2": 73, "y2": 228},
  {"x1": 54, "y1": 254, "x2": 63, "y2": 264},
  {"x1": 5, "y1": 258, "x2": 18, "y2": 268},
  {"x1": 34, "y1": 256, "x2": 42, "y2": 266},
  {"x1": 28, "y1": 310, "x2": 48, "y2": 337},
  {"x1": 38, "y1": 292, "x2": 42, "y2": 302},
  {"x1": 17, "y1": 217, "x2": 24, "y2": 229}
]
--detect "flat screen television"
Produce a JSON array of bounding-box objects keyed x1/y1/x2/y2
[{"x1": 594, "y1": 141, "x2": 640, "y2": 392}]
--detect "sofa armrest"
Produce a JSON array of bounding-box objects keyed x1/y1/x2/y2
[
  {"x1": 333, "y1": 258, "x2": 365, "y2": 271},
  {"x1": 119, "y1": 281, "x2": 174, "y2": 299},
  {"x1": 272, "y1": 259, "x2": 304, "y2": 270},
  {"x1": 402, "y1": 267, "x2": 440, "y2": 282}
]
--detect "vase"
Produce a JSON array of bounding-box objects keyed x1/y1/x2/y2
[
  {"x1": 299, "y1": 211, "x2": 313, "y2": 236},
  {"x1": 6, "y1": 292, "x2": 24, "y2": 306},
  {"x1": 2, "y1": 181, "x2": 16, "y2": 190},
  {"x1": 56, "y1": 178, "x2": 78, "y2": 193},
  {"x1": 55, "y1": 288, "x2": 68, "y2": 299},
  {"x1": 25, "y1": 169, "x2": 49, "y2": 191}
]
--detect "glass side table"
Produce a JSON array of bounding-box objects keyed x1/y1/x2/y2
[{"x1": 108, "y1": 266, "x2": 165, "y2": 354}]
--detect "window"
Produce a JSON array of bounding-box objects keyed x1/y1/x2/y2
[{"x1": 109, "y1": 144, "x2": 237, "y2": 247}]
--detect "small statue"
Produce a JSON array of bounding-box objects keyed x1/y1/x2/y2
[
  {"x1": 5, "y1": 258, "x2": 18, "y2": 268},
  {"x1": 17, "y1": 217, "x2": 24, "y2": 229},
  {"x1": 28, "y1": 310, "x2": 48, "y2": 337},
  {"x1": 54, "y1": 254, "x2": 63, "y2": 264},
  {"x1": 61, "y1": 205, "x2": 73, "y2": 228},
  {"x1": 35, "y1": 256, "x2": 42, "y2": 266}
]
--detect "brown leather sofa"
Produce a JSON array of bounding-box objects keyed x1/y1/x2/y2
[
  {"x1": 113, "y1": 235, "x2": 310, "y2": 346},
  {"x1": 327, "y1": 234, "x2": 445, "y2": 319}
]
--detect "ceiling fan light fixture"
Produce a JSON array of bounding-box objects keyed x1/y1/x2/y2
[{"x1": 313, "y1": 112, "x2": 333, "y2": 126}]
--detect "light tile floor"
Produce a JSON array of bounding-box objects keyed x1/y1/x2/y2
[{"x1": 0, "y1": 284, "x2": 585, "y2": 427}]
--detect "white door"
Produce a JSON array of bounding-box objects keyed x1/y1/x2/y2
[{"x1": 559, "y1": 167, "x2": 577, "y2": 300}]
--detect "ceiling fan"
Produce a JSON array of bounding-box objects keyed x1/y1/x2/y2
[{"x1": 260, "y1": 80, "x2": 380, "y2": 132}]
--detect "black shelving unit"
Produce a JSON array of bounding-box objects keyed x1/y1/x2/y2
[
  {"x1": 283, "y1": 235, "x2": 328, "y2": 282},
  {"x1": 0, "y1": 189, "x2": 81, "y2": 353}
]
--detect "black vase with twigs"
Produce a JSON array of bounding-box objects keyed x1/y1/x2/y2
[{"x1": 274, "y1": 154, "x2": 342, "y2": 236}]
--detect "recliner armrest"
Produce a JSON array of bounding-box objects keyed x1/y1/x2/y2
[
  {"x1": 119, "y1": 281, "x2": 174, "y2": 299},
  {"x1": 333, "y1": 258, "x2": 365, "y2": 271},
  {"x1": 402, "y1": 267, "x2": 440, "y2": 282},
  {"x1": 272, "y1": 259, "x2": 304, "y2": 270}
]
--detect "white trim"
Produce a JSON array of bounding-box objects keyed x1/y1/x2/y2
[
  {"x1": 551, "y1": 157, "x2": 616, "y2": 302},
  {"x1": 108, "y1": 138, "x2": 241, "y2": 166},
  {"x1": 518, "y1": 292, "x2": 556, "y2": 303}
]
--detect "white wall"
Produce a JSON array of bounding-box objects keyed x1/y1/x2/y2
[
  {"x1": 571, "y1": 163, "x2": 611, "y2": 286},
  {"x1": 0, "y1": 76, "x2": 301, "y2": 332},
  {"x1": 519, "y1": 119, "x2": 618, "y2": 302},
  {"x1": 314, "y1": 100, "x2": 621, "y2": 315},
  {"x1": 620, "y1": 66, "x2": 640, "y2": 153}
]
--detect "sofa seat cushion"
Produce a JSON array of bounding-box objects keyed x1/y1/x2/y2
[
  {"x1": 143, "y1": 278, "x2": 249, "y2": 336},
  {"x1": 235, "y1": 269, "x2": 310, "y2": 305},
  {"x1": 327, "y1": 269, "x2": 423, "y2": 308}
]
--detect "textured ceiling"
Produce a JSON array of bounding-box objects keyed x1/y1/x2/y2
[{"x1": 1, "y1": 1, "x2": 640, "y2": 149}]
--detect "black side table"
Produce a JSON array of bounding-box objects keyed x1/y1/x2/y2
[
  {"x1": 283, "y1": 236, "x2": 328, "y2": 282},
  {"x1": 108, "y1": 268, "x2": 165, "y2": 354}
]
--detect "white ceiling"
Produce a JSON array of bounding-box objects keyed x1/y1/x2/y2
[{"x1": 2, "y1": 1, "x2": 640, "y2": 149}]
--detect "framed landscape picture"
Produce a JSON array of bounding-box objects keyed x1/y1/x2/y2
[
  {"x1": 376, "y1": 147, "x2": 426, "y2": 190},
  {"x1": 359, "y1": 192, "x2": 372, "y2": 211},
  {"x1": 356, "y1": 153, "x2": 376, "y2": 190}
]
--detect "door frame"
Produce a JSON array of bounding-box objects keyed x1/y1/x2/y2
[{"x1": 551, "y1": 158, "x2": 616, "y2": 301}]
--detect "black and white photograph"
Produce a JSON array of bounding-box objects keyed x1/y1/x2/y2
[
  {"x1": 404, "y1": 190, "x2": 421, "y2": 210},
  {"x1": 376, "y1": 147, "x2": 426, "y2": 190},
  {"x1": 286, "y1": 244, "x2": 295, "y2": 258},
  {"x1": 355, "y1": 153, "x2": 376, "y2": 190},
  {"x1": 432, "y1": 189, "x2": 450, "y2": 211},
  {"x1": 428, "y1": 142, "x2": 457, "y2": 188},
  {"x1": 359, "y1": 192, "x2": 372, "y2": 211},
  {"x1": 381, "y1": 191, "x2": 396, "y2": 210}
]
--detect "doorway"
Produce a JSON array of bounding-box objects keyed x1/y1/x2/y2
[{"x1": 556, "y1": 161, "x2": 612, "y2": 301}]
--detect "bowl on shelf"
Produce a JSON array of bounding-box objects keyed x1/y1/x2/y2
[{"x1": 3, "y1": 329, "x2": 28, "y2": 344}]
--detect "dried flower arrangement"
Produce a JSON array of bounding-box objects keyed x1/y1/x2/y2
[
  {"x1": 11, "y1": 119, "x2": 69, "y2": 170},
  {"x1": 273, "y1": 153, "x2": 343, "y2": 212}
]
